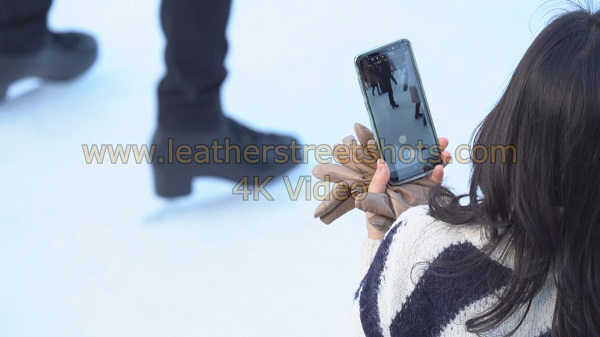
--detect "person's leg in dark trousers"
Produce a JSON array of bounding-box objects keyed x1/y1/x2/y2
[
  {"x1": 415, "y1": 102, "x2": 421, "y2": 118},
  {"x1": 0, "y1": 0, "x2": 97, "y2": 99},
  {"x1": 153, "y1": 0, "x2": 299, "y2": 197},
  {"x1": 388, "y1": 89, "x2": 397, "y2": 108},
  {"x1": 0, "y1": 0, "x2": 51, "y2": 53},
  {"x1": 158, "y1": 0, "x2": 230, "y2": 131},
  {"x1": 382, "y1": 79, "x2": 397, "y2": 108}
]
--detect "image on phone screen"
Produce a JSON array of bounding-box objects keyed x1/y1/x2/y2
[{"x1": 355, "y1": 40, "x2": 441, "y2": 184}]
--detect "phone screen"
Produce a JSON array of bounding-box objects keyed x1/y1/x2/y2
[{"x1": 355, "y1": 40, "x2": 441, "y2": 185}]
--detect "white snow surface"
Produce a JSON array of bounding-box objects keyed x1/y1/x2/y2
[{"x1": 0, "y1": 1, "x2": 557, "y2": 336}]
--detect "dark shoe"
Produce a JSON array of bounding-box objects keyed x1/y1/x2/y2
[
  {"x1": 415, "y1": 112, "x2": 424, "y2": 119},
  {"x1": 0, "y1": 31, "x2": 98, "y2": 100},
  {"x1": 403, "y1": 84, "x2": 408, "y2": 92},
  {"x1": 151, "y1": 117, "x2": 302, "y2": 198},
  {"x1": 392, "y1": 103, "x2": 399, "y2": 109}
]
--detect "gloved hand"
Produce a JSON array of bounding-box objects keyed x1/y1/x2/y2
[
  {"x1": 312, "y1": 123, "x2": 448, "y2": 231},
  {"x1": 312, "y1": 123, "x2": 378, "y2": 224},
  {"x1": 357, "y1": 164, "x2": 437, "y2": 233}
]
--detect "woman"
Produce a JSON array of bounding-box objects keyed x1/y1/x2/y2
[{"x1": 348, "y1": 8, "x2": 600, "y2": 337}]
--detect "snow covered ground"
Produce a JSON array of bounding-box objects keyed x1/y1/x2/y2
[{"x1": 0, "y1": 1, "x2": 555, "y2": 336}]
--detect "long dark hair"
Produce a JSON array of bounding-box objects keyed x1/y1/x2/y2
[{"x1": 428, "y1": 7, "x2": 600, "y2": 337}]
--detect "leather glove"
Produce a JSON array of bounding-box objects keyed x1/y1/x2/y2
[
  {"x1": 356, "y1": 177, "x2": 436, "y2": 232},
  {"x1": 312, "y1": 123, "x2": 437, "y2": 229},
  {"x1": 312, "y1": 123, "x2": 377, "y2": 224}
]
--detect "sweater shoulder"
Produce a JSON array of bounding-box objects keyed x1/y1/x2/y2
[
  {"x1": 355, "y1": 206, "x2": 555, "y2": 337},
  {"x1": 388, "y1": 205, "x2": 489, "y2": 254}
]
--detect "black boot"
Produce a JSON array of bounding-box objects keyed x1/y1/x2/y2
[
  {"x1": 0, "y1": 31, "x2": 97, "y2": 100},
  {"x1": 414, "y1": 103, "x2": 423, "y2": 119},
  {"x1": 151, "y1": 116, "x2": 302, "y2": 197}
]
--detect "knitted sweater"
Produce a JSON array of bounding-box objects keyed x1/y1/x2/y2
[{"x1": 349, "y1": 206, "x2": 557, "y2": 337}]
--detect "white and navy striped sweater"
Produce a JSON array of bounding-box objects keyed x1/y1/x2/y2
[{"x1": 350, "y1": 206, "x2": 557, "y2": 337}]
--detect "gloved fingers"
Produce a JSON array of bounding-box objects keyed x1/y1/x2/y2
[
  {"x1": 387, "y1": 178, "x2": 436, "y2": 205},
  {"x1": 355, "y1": 192, "x2": 397, "y2": 219},
  {"x1": 341, "y1": 135, "x2": 356, "y2": 149},
  {"x1": 313, "y1": 181, "x2": 351, "y2": 218},
  {"x1": 343, "y1": 133, "x2": 378, "y2": 163},
  {"x1": 353, "y1": 140, "x2": 378, "y2": 171},
  {"x1": 367, "y1": 139, "x2": 378, "y2": 150},
  {"x1": 354, "y1": 123, "x2": 374, "y2": 147},
  {"x1": 366, "y1": 213, "x2": 393, "y2": 232},
  {"x1": 386, "y1": 190, "x2": 413, "y2": 216},
  {"x1": 335, "y1": 136, "x2": 367, "y2": 171},
  {"x1": 314, "y1": 179, "x2": 367, "y2": 224},
  {"x1": 312, "y1": 163, "x2": 369, "y2": 182},
  {"x1": 314, "y1": 196, "x2": 356, "y2": 225},
  {"x1": 337, "y1": 142, "x2": 377, "y2": 175},
  {"x1": 332, "y1": 143, "x2": 350, "y2": 164},
  {"x1": 336, "y1": 133, "x2": 378, "y2": 174},
  {"x1": 332, "y1": 139, "x2": 360, "y2": 165},
  {"x1": 412, "y1": 176, "x2": 438, "y2": 188},
  {"x1": 346, "y1": 157, "x2": 377, "y2": 176},
  {"x1": 394, "y1": 183, "x2": 431, "y2": 205}
]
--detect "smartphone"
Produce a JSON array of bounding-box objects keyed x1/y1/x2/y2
[{"x1": 354, "y1": 39, "x2": 442, "y2": 185}]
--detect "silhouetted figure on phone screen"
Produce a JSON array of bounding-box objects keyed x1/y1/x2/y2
[
  {"x1": 409, "y1": 86, "x2": 427, "y2": 126},
  {"x1": 359, "y1": 57, "x2": 383, "y2": 96},
  {"x1": 377, "y1": 56, "x2": 398, "y2": 109}
]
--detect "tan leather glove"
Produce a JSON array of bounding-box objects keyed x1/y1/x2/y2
[
  {"x1": 312, "y1": 123, "x2": 377, "y2": 224},
  {"x1": 356, "y1": 178, "x2": 436, "y2": 232},
  {"x1": 312, "y1": 123, "x2": 437, "y2": 229}
]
